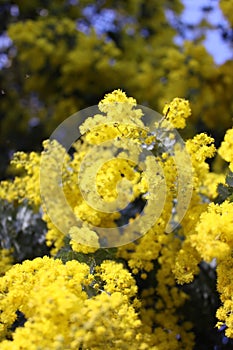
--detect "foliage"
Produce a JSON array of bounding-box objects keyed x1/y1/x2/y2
[
  {"x1": 0, "y1": 0, "x2": 233, "y2": 178},
  {"x1": 0, "y1": 199, "x2": 49, "y2": 263}
]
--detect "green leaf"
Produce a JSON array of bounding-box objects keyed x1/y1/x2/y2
[
  {"x1": 226, "y1": 171, "x2": 233, "y2": 187},
  {"x1": 0, "y1": 199, "x2": 50, "y2": 262},
  {"x1": 216, "y1": 183, "x2": 230, "y2": 203}
]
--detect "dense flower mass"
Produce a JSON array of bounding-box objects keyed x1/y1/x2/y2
[
  {"x1": 0, "y1": 257, "x2": 143, "y2": 350},
  {"x1": 218, "y1": 128, "x2": 233, "y2": 172},
  {"x1": 0, "y1": 90, "x2": 233, "y2": 349},
  {"x1": 162, "y1": 97, "x2": 191, "y2": 129}
]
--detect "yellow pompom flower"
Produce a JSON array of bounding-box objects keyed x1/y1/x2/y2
[
  {"x1": 218, "y1": 128, "x2": 233, "y2": 172},
  {"x1": 98, "y1": 89, "x2": 137, "y2": 113},
  {"x1": 163, "y1": 97, "x2": 191, "y2": 129}
]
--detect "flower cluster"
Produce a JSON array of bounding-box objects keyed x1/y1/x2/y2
[
  {"x1": 0, "y1": 90, "x2": 233, "y2": 348},
  {"x1": 163, "y1": 97, "x2": 191, "y2": 129},
  {"x1": 0, "y1": 257, "x2": 143, "y2": 349},
  {"x1": 218, "y1": 128, "x2": 233, "y2": 172}
]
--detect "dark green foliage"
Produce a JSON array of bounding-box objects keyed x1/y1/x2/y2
[
  {"x1": 216, "y1": 171, "x2": 233, "y2": 204},
  {"x1": 56, "y1": 235, "x2": 118, "y2": 266},
  {"x1": 0, "y1": 199, "x2": 50, "y2": 262},
  {"x1": 181, "y1": 262, "x2": 233, "y2": 350}
]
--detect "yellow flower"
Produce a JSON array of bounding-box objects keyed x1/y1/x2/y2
[
  {"x1": 98, "y1": 89, "x2": 137, "y2": 113},
  {"x1": 191, "y1": 201, "x2": 233, "y2": 262},
  {"x1": 162, "y1": 97, "x2": 191, "y2": 129},
  {"x1": 218, "y1": 128, "x2": 233, "y2": 172}
]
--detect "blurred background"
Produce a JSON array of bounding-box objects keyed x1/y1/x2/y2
[{"x1": 0, "y1": 0, "x2": 232, "y2": 179}]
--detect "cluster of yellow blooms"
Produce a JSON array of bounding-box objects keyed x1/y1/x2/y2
[
  {"x1": 3, "y1": 0, "x2": 232, "y2": 162},
  {"x1": 0, "y1": 90, "x2": 233, "y2": 349},
  {"x1": 0, "y1": 257, "x2": 142, "y2": 349}
]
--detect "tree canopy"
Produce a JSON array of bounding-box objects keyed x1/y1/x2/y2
[{"x1": 0, "y1": 0, "x2": 232, "y2": 178}]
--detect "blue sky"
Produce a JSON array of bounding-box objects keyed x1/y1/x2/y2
[{"x1": 180, "y1": 0, "x2": 232, "y2": 64}]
